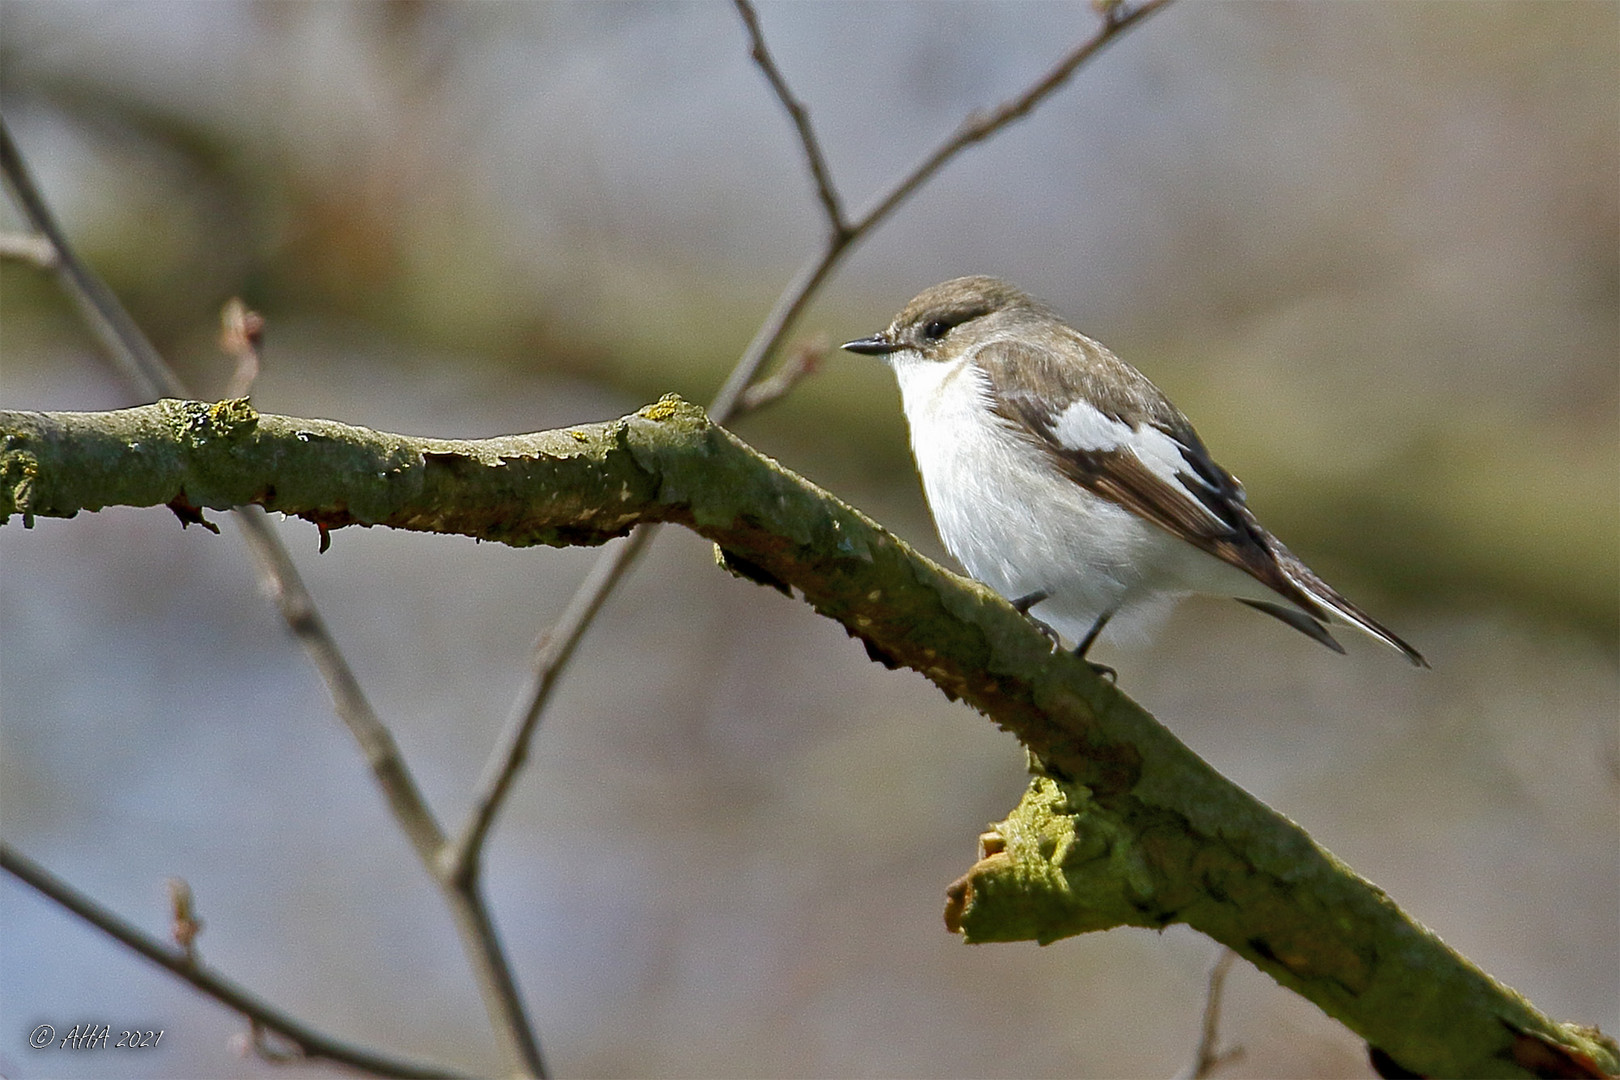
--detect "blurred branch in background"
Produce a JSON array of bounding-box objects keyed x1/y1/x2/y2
[
  {"x1": 0, "y1": 121, "x2": 181, "y2": 396},
  {"x1": 0, "y1": 112, "x2": 548, "y2": 1080},
  {"x1": 732, "y1": 0, "x2": 846, "y2": 239}
]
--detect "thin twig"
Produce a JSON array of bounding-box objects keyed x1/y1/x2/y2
[
  {"x1": 237, "y1": 501, "x2": 548, "y2": 1077},
  {"x1": 733, "y1": 0, "x2": 847, "y2": 237},
  {"x1": 449, "y1": 522, "x2": 657, "y2": 882},
  {"x1": 0, "y1": 120, "x2": 182, "y2": 397},
  {"x1": 219, "y1": 297, "x2": 264, "y2": 399},
  {"x1": 0, "y1": 843, "x2": 470, "y2": 1080},
  {"x1": 707, "y1": 244, "x2": 840, "y2": 423},
  {"x1": 1179, "y1": 947, "x2": 1244, "y2": 1080},
  {"x1": 0, "y1": 112, "x2": 547, "y2": 1080},
  {"x1": 737, "y1": 335, "x2": 827, "y2": 413},
  {"x1": 453, "y1": 0, "x2": 1175, "y2": 881},
  {"x1": 229, "y1": 518, "x2": 450, "y2": 866},
  {"x1": 846, "y1": 0, "x2": 1174, "y2": 238}
]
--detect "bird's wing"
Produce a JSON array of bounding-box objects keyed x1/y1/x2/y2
[
  {"x1": 974, "y1": 337, "x2": 1428, "y2": 666},
  {"x1": 974, "y1": 337, "x2": 1304, "y2": 597}
]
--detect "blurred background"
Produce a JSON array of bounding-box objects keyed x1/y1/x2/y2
[{"x1": 1, "y1": 2, "x2": 1615, "y2": 1077}]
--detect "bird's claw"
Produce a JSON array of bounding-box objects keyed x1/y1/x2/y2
[
  {"x1": 1027, "y1": 614, "x2": 1062, "y2": 647},
  {"x1": 1010, "y1": 590, "x2": 1062, "y2": 650}
]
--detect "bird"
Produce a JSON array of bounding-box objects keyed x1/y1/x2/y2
[{"x1": 842, "y1": 275, "x2": 1426, "y2": 668}]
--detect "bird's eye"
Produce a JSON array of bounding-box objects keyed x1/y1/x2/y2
[{"x1": 923, "y1": 320, "x2": 951, "y2": 340}]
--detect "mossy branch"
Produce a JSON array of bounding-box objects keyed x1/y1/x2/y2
[{"x1": 2, "y1": 396, "x2": 1612, "y2": 1079}]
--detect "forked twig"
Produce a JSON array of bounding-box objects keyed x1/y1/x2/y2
[
  {"x1": 0, "y1": 843, "x2": 468, "y2": 1080},
  {"x1": 0, "y1": 114, "x2": 547, "y2": 1080},
  {"x1": 738, "y1": 335, "x2": 827, "y2": 413},
  {"x1": 451, "y1": 0, "x2": 1175, "y2": 881}
]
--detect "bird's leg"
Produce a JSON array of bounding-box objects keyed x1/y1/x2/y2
[
  {"x1": 1075, "y1": 610, "x2": 1117, "y2": 682},
  {"x1": 1074, "y1": 609, "x2": 1113, "y2": 655},
  {"x1": 1010, "y1": 590, "x2": 1061, "y2": 647}
]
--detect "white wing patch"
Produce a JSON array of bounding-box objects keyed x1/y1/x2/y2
[
  {"x1": 1050, "y1": 399, "x2": 1230, "y2": 530},
  {"x1": 1049, "y1": 397, "x2": 1131, "y2": 451}
]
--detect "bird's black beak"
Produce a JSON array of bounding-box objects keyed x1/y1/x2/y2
[{"x1": 842, "y1": 333, "x2": 899, "y2": 356}]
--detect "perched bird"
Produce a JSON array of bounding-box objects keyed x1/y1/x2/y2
[{"x1": 843, "y1": 276, "x2": 1425, "y2": 667}]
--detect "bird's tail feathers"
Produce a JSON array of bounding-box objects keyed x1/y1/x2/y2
[
  {"x1": 1236, "y1": 599, "x2": 1345, "y2": 654},
  {"x1": 1272, "y1": 548, "x2": 1428, "y2": 668}
]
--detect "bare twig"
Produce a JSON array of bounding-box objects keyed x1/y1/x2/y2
[
  {"x1": 0, "y1": 113, "x2": 547, "y2": 1080},
  {"x1": 0, "y1": 843, "x2": 469, "y2": 1080},
  {"x1": 219, "y1": 297, "x2": 264, "y2": 399},
  {"x1": 454, "y1": 0, "x2": 1175, "y2": 882},
  {"x1": 1178, "y1": 947, "x2": 1244, "y2": 1080},
  {"x1": 737, "y1": 335, "x2": 827, "y2": 413},
  {"x1": 447, "y1": 521, "x2": 655, "y2": 883},
  {"x1": 707, "y1": 247, "x2": 839, "y2": 422},
  {"x1": 233, "y1": 513, "x2": 546, "y2": 1078},
  {"x1": 0, "y1": 229, "x2": 56, "y2": 267},
  {"x1": 846, "y1": 0, "x2": 1174, "y2": 240},
  {"x1": 734, "y1": 0, "x2": 847, "y2": 237},
  {"x1": 228, "y1": 519, "x2": 449, "y2": 864},
  {"x1": 0, "y1": 120, "x2": 182, "y2": 397}
]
